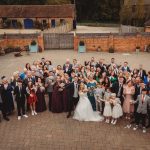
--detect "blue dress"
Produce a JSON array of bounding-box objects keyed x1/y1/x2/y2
[{"x1": 87, "y1": 82, "x2": 96, "y2": 111}]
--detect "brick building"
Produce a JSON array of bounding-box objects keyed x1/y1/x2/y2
[{"x1": 0, "y1": 5, "x2": 75, "y2": 30}]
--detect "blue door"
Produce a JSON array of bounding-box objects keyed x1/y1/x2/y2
[
  {"x1": 12, "y1": 20, "x2": 17, "y2": 28},
  {"x1": 51, "y1": 19, "x2": 55, "y2": 28},
  {"x1": 24, "y1": 19, "x2": 33, "y2": 29}
]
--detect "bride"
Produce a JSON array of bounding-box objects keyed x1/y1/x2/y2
[{"x1": 73, "y1": 82, "x2": 104, "y2": 122}]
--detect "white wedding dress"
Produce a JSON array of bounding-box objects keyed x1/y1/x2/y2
[{"x1": 73, "y1": 92, "x2": 104, "y2": 122}]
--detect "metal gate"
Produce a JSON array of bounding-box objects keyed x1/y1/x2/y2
[{"x1": 43, "y1": 33, "x2": 74, "y2": 50}]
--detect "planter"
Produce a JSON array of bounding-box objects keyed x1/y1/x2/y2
[
  {"x1": 108, "y1": 47, "x2": 115, "y2": 53},
  {"x1": 29, "y1": 44, "x2": 38, "y2": 53},
  {"x1": 136, "y1": 48, "x2": 140, "y2": 53},
  {"x1": 78, "y1": 45, "x2": 86, "y2": 53}
]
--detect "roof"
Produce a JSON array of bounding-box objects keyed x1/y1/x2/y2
[{"x1": 0, "y1": 5, "x2": 75, "y2": 18}]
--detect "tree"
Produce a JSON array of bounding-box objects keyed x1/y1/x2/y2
[
  {"x1": 120, "y1": 0, "x2": 132, "y2": 25},
  {"x1": 133, "y1": 0, "x2": 145, "y2": 27}
]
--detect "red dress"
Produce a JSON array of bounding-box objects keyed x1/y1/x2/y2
[{"x1": 28, "y1": 89, "x2": 37, "y2": 104}]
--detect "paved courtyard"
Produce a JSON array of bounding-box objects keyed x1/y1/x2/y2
[{"x1": 0, "y1": 50, "x2": 150, "y2": 150}]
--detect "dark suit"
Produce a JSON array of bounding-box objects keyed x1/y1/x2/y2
[
  {"x1": 122, "y1": 66, "x2": 131, "y2": 72},
  {"x1": 111, "y1": 82, "x2": 124, "y2": 105},
  {"x1": 0, "y1": 84, "x2": 7, "y2": 118},
  {"x1": 67, "y1": 82, "x2": 79, "y2": 117},
  {"x1": 138, "y1": 69, "x2": 147, "y2": 81},
  {"x1": 63, "y1": 64, "x2": 73, "y2": 76},
  {"x1": 14, "y1": 85, "x2": 28, "y2": 116},
  {"x1": 23, "y1": 77, "x2": 35, "y2": 87}
]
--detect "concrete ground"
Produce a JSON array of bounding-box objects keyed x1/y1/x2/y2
[
  {"x1": 0, "y1": 50, "x2": 150, "y2": 150},
  {"x1": 0, "y1": 50, "x2": 149, "y2": 77},
  {"x1": 0, "y1": 26, "x2": 119, "y2": 35},
  {"x1": 70, "y1": 26, "x2": 119, "y2": 33}
]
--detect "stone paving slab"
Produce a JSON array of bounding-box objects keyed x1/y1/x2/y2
[{"x1": 0, "y1": 50, "x2": 150, "y2": 150}]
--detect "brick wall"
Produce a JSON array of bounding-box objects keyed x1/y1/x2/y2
[
  {"x1": 74, "y1": 33, "x2": 150, "y2": 52},
  {"x1": 145, "y1": 26, "x2": 150, "y2": 32},
  {"x1": 0, "y1": 35, "x2": 44, "y2": 51}
]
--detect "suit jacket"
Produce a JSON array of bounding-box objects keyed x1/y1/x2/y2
[
  {"x1": 134, "y1": 84, "x2": 141, "y2": 100},
  {"x1": 111, "y1": 82, "x2": 123, "y2": 98},
  {"x1": 121, "y1": 66, "x2": 130, "y2": 72},
  {"x1": 63, "y1": 64, "x2": 73, "y2": 76},
  {"x1": 69, "y1": 82, "x2": 79, "y2": 98},
  {"x1": 138, "y1": 69, "x2": 147, "y2": 81},
  {"x1": 14, "y1": 85, "x2": 28, "y2": 101},
  {"x1": 135, "y1": 95, "x2": 150, "y2": 114},
  {"x1": 23, "y1": 77, "x2": 35, "y2": 87}
]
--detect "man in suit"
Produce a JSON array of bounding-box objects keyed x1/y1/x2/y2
[
  {"x1": 14, "y1": 79, "x2": 28, "y2": 120},
  {"x1": 23, "y1": 71, "x2": 35, "y2": 87},
  {"x1": 121, "y1": 61, "x2": 131, "y2": 72},
  {"x1": 63, "y1": 59, "x2": 73, "y2": 77},
  {"x1": 133, "y1": 88, "x2": 150, "y2": 133},
  {"x1": 111, "y1": 76, "x2": 124, "y2": 106},
  {"x1": 138, "y1": 64, "x2": 147, "y2": 81},
  {"x1": 67, "y1": 76, "x2": 79, "y2": 118},
  {"x1": 0, "y1": 83, "x2": 9, "y2": 121}
]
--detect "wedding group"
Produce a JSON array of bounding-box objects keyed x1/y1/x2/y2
[{"x1": 0, "y1": 57, "x2": 150, "y2": 133}]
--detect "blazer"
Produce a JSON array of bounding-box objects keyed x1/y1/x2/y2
[
  {"x1": 14, "y1": 85, "x2": 28, "y2": 101},
  {"x1": 135, "y1": 95, "x2": 150, "y2": 114}
]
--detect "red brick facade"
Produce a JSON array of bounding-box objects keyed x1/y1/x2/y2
[
  {"x1": 0, "y1": 35, "x2": 44, "y2": 51},
  {"x1": 74, "y1": 34, "x2": 150, "y2": 52}
]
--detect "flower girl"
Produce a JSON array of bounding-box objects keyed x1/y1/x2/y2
[
  {"x1": 111, "y1": 93, "x2": 123, "y2": 125},
  {"x1": 101, "y1": 94, "x2": 112, "y2": 124}
]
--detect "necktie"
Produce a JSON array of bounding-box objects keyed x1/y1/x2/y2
[{"x1": 142, "y1": 95, "x2": 144, "y2": 104}]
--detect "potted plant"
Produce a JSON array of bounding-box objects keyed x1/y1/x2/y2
[
  {"x1": 78, "y1": 40, "x2": 86, "y2": 53},
  {"x1": 29, "y1": 40, "x2": 38, "y2": 52},
  {"x1": 147, "y1": 44, "x2": 150, "y2": 53},
  {"x1": 136, "y1": 46, "x2": 140, "y2": 53},
  {"x1": 97, "y1": 46, "x2": 102, "y2": 52},
  {"x1": 109, "y1": 46, "x2": 115, "y2": 53}
]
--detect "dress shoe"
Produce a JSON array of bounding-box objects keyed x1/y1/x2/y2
[{"x1": 67, "y1": 114, "x2": 71, "y2": 118}]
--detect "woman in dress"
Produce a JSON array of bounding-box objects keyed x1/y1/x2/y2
[
  {"x1": 123, "y1": 80, "x2": 135, "y2": 119},
  {"x1": 85, "y1": 74, "x2": 97, "y2": 111},
  {"x1": 62, "y1": 73, "x2": 70, "y2": 112},
  {"x1": 73, "y1": 83, "x2": 104, "y2": 122},
  {"x1": 35, "y1": 77, "x2": 47, "y2": 112},
  {"x1": 26, "y1": 81, "x2": 37, "y2": 115},
  {"x1": 51, "y1": 76, "x2": 64, "y2": 113}
]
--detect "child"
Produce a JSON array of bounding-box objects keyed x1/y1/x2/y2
[
  {"x1": 101, "y1": 94, "x2": 112, "y2": 123},
  {"x1": 14, "y1": 79, "x2": 28, "y2": 120},
  {"x1": 26, "y1": 81, "x2": 37, "y2": 116},
  {"x1": 94, "y1": 83, "x2": 105, "y2": 113},
  {"x1": 111, "y1": 93, "x2": 123, "y2": 125}
]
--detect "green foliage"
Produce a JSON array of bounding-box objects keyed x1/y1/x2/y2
[
  {"x1": 120, "y1": 0, "x2": 132, "y2": 25},
  {"x1": 120, "y1": 0, "x2": 145, "y2": 27}
]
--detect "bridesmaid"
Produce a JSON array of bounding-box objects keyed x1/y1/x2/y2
[
  {"x1": 84, "y1": 74, "x2": 97, "y2": 111},
  {"x1": 35, "y1": 77, "x2": 47, "y2": 112},
  {"x1": 51, "y1": 76, "x2": 64, "y2": 113},
  {"x1": 62, "y1": 73, "x2": 70, "y2": 112},
  {"x1": 123, "y1": 80, "x2": 135, "y2": 120}
]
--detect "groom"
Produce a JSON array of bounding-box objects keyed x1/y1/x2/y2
[{"x1": 67, "y1": 76, "x2": 79, "y2": 118}]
